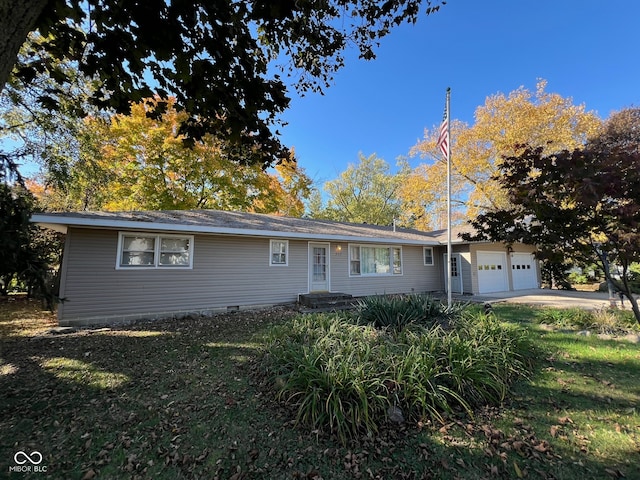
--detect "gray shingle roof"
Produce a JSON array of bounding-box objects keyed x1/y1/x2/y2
[
  {"x1": 32, "y1": 209, "x2": 449, "y2": 245},
  {"x1": 421, "y1": 225, "x2": 476, "y2": 243}
]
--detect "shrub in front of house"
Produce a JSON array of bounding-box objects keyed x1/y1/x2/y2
[
  {"x1": 353, "y1": 293, "x2": 467, "y2": 330},
  {"x1": 259, "y1": 304, "x2": 535, "y2": 442}
]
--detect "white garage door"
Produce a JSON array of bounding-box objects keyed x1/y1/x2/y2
[
  {"x1": 477, "y1": 252, "x2": 508, "y2": 293},
  {"x1": 511, "y1": 253, "x2": 538, "y2": 290}
]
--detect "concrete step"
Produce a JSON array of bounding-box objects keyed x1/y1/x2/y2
[{"x1": 298, "y1": 292, "x2": 355, "y2": 310}]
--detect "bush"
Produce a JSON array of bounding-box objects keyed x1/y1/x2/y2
[
  {"x1": 567, "y1": 272, "x2": 589, "y2": 285},
  {"x1": 259, "y1": 308, "x2": 535, "y2": 442},
  {"x1": 353, "y1": 293, "x2": 466, "y2": 331}
]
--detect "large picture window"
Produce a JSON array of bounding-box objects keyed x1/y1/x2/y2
[
  {"x1": 117, "y1": 233, "x2": 193, "y2": 269},
  {"x1": 349, "y1": 245, "x2": 402, "y2": 276}
]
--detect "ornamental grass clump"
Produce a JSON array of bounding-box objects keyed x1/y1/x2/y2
[
  {"x1": 354, "y1": 293, "x2": 466, "y2": 330},
  {"x1": 259, "y1": 304, "x2": 536, "y2": 443},
  {"x1": 261, "y1": 314, "x2": 389, "y2": 442}
]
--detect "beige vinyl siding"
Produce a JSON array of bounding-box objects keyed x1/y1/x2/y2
[
  {"x1": 59, "y1": 228, "x2": 307, "y2": 325},
  {"x1": 329, "y1": 243, "x2": 442, "y2": 296}
]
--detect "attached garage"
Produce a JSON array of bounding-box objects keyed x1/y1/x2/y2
[
  {"x1": 425, "y1": 226, "x2": 540, "y2": 296},
  {"x1": 511, "y1": 252, "x2": 538, "y2": 290},
  {"x1": 476, "y1": 251, "x2": 508, "y2": 293}
]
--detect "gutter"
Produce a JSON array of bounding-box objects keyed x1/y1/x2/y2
[{"x1": 31, "y1": 214, "x2": 440, "y2": 246}]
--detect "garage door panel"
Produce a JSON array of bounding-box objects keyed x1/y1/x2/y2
[
  {"x1": 477, "y1": 252, "x2": 508, "y2": 293},
  {"x1": 511, "y1": 253, "x2": 538, "y2": 290}
]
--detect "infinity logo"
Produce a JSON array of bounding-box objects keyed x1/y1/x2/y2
[{"x1": 14, "y1": 451, "x2": 43, "y2": 465}]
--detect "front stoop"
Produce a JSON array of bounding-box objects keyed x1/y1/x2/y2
[{"x1": 298, "y1": 292, "x2": 356, "y2": 312}]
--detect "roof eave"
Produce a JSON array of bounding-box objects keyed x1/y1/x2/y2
[{"x1": 30, "y1": 214, "x2": 440, "y2": 246}]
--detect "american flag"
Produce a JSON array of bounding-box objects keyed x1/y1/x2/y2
[{"x1": 437, "y1": 101, "x2": 449, "y2": 159}]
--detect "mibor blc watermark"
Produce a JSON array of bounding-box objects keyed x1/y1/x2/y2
[{"x1": 9, "y1": 451, "x2": 48, "y2": 473}]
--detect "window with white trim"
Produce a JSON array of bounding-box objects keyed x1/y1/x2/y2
[
  {"x1": 349, "y1": 245, "x2": 402, "y2": 276},
  {"x1": 423, "y1": 247, "x2": 434, "y2": 266},
  {"x1": 270, "y1": 239, "x2": 289, "y2": 266},
  {"x1": 117, "y1": 233, "x2": 193, "y2": 269}
]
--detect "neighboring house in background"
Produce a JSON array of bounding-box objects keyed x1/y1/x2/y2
[{"x1": 31, "y1": 210, "x2": 540, "y2": 326}]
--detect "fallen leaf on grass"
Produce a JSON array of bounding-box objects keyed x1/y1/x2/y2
[
  {"x1": 439, "y1": 422, "x2": 454, "y2": 434},
  {"x1": 196, "y1": 449, "x2": 208, "y2": 463},
  {"x1": 248, "y1": 449, "x2": 259, "y2": 461},
  {"x1": 558, "y1": 416, "x2": 573, "y2": 425},
  {"x1": 513, "y1": 460, "x2": 524, "y2": 478},
  {"x1": 81, "y1": 469, "x2": 97, "y2": 480},
  {"x1": 533, "y1": 441, "x2": 550, "y2": 453}
]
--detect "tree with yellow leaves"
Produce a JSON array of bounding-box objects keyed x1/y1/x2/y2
[
  {"x1": 406, "y1": 80, "x2": 602, "y2": 228},
  {"x1": 37, "y1": 97, "x2": 312, "y2": 215}
]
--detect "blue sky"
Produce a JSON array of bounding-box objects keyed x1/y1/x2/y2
[{"x1": 278, "y1": 0, "x2": 640, "y2": 186}]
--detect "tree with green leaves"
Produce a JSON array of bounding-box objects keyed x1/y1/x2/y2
[
  {"x1": 2, "y1": 0, "x2": 445, "y2": 168},
  {"x1": 0, "y1": 182, "x2": 31, "y2": 295},
  {"x1": 314, "y1": 153, "x2": 405, "y2": 225},
  {"x1": 465, "y1": 108, "x2": 640, "y2": 324},
  {"x1": 0, "y1": 33, "x2": 108, "y2": 211},
  {"x1": 0, "y1": 179, "x2": 62, "y2": 305}
]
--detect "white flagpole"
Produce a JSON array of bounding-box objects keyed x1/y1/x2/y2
[{"x1": 445, "y1": 87, "x2": 452, "y2": 307}]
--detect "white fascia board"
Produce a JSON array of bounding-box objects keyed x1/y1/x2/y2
[{"x1": 30, "y1": 214, "x2": 440, "y2": 246}]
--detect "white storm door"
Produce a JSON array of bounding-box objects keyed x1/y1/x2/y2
[
  {"x1": 309, "y1": 243, "x2": 330, "y2": 292},
  {"x1": 443, "y1": 253, "x2": 463, "y2": 293}
]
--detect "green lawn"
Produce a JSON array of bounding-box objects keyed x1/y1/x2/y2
[{"x1": 1, "y1": 300, "x2": 638, "y2": 479}]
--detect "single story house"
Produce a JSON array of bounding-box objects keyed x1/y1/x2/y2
[{"x1": 31, "y1": 210, "x2": 540, "y2": 326}]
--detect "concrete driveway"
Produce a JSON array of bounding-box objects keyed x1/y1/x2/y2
[{"x1": 459, "y1": 288, "x2": 633, "y2": 310}]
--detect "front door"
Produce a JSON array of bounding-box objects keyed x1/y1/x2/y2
[
  {"x1": 309, "y1": 243, "x2": 330, "y2": 292},
  {"x1": 443, "y1": 253, "x2": 463, "y2": 293}
]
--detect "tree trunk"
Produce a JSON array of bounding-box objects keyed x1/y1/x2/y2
[
  {"x1": 0, "y1": 0, "x2": 49, "y2": 94},
  {"x1": 619, "y1": 268, "x2": 640, "y2": 325},
  {"x1": 598, "y1": 253, "x2": 640, "y2": 325},
  {"x1": 627, "y1": 293, "x2": 640, "y2": 326}
]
